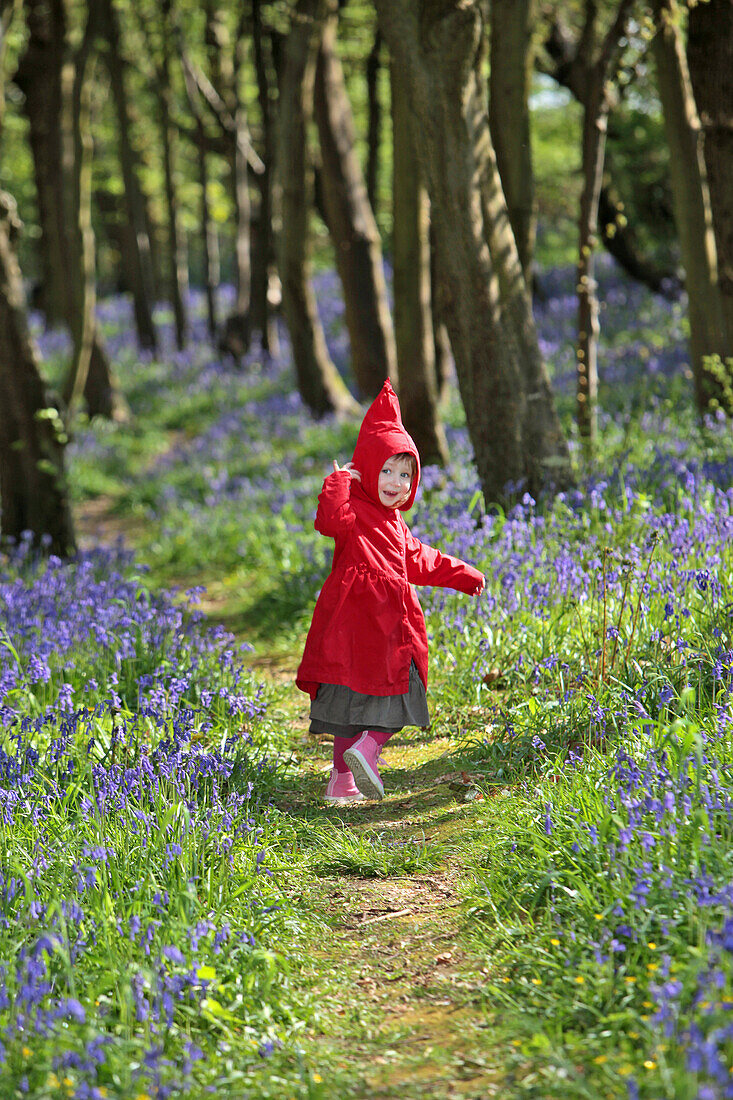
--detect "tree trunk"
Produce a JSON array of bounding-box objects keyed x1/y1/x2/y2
[
  {"x1": 17, "y1": 0, "x2": 124, "y2": 423},
  {"x1": 489, "y1": 0, "x2": 536, "y2": 286},
  {"x1": 230, "y1": 18, "x2": 253, "y2": 353},
  {"x1": 179, "y1": 31, "x2": 219, "y2": 339},
  {"x1": 365, "y1": 25, "x2": 382, "y2": 215},
  {"x1": 314, "y1": 11, "x2": 397, "y2": 399},
  {"x1": 576, "y1": 73, "x2": 605, "y2": 450},
  {"x1": 15, "y1": 0, "x2": 67, "y2": 328},
  {"x1": 251, "y1": 0, "x2": 280, "y2": 356},
  {"x1": 687, "y1": 0, "x2": 733, "y2": 356},
  {"x1": 375, "y1": 0, "x2": 570, "y2": 504},
  {"x1": 277, "y1": 0, "x2": 358, "y2": 417},
  {"x1": 430, "y1": 223, "x2": 452, "y2": 405},
  {"x1": 98, "y1": 0, "x2": 158, "y2": 353},
  {"x1": 651, "y1": 0, "x2": 729, "y2": 412},
  {"x1": 0, "y1": 192, "x2": 76, "y2": 556},
  {"x1": 206, "y1": 5, "x2": 252, "y2": 357},
  {"x1": 159, "y1": 0, "x2": 188, "y2": 350},
  {"x1": 391, "y1": 58, "x2": 448, "y2": 466},
  {"x1": 575, "y1": 0, "x2": 635, "y2": 451},
  {"x1": 60, "y1": 19, "x2": 97, "y2": 415}
]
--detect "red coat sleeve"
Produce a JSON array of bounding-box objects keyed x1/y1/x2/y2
[
  {"x1": 314, "y1": 470, "x2": 356, "y2": 538},
  {"x1": 404, "y1": 527, "x2": 484, "y2": 593}
]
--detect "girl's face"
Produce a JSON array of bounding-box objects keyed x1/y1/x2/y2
[{"x1": 377, "y1": 456, "x2": 413, "y2": 508}]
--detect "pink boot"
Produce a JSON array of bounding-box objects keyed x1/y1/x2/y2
[
  {"x1": 343, "y1": 732, "x2": 385, "y2": 800},
  {"x1": 324, "y1": 768, "x2": 365, "y2": 805}
]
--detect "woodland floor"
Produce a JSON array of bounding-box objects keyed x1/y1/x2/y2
[{"x1": 77, "y1": 501, "x2": 510, "y2": 1099}]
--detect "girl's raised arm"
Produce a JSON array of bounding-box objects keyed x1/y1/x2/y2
[{"x1": 314, "y1": 464, "x2": 358, "y2": 538}]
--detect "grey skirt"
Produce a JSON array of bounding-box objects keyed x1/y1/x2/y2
[{"x1": 309, "y1": 660, "x2": 430, "y2": 738}]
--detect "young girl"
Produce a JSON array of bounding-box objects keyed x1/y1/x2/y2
[{"x1": 296, "y1": 380, "x2": 485, "y2": 804}]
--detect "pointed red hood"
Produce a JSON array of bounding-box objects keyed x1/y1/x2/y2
[{"x1": 351, "y1": 380, "x2": 420, "y2": 511}]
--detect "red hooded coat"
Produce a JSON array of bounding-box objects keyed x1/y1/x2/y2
[{"x1": 296, "y1": 381, "x2": 484, "y2": 700}]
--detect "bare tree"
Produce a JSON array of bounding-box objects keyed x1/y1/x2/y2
[
  {"x1": 278, "y1": 0, "x2": 358, "y2": 417},
  {"x1": 16, "y1": 0, "x2": 125, "y2": 422},
  {"x1": 314, "y1": 9, "x2": 397, "y2": 399},
  {"x1": 98, "y1": 0, "x2": 158, "y2": 353},
  {"x1": 0, "y1": 0, "x2": 74, "y2": 553},
  {"x1": 134, "y1": 0, "x2": 189, "y2": 350},
  {"x1": 178, "y1": 24, "x2": 219, "y2": 340},
  {"x1": 651, "y1": 0, "x2": 729, "y2": 412},
  {"x1": 391, "y1": 58, "x2": 448, "y2": 465},
  {"x1": 365, "y1": 24, "x2": 382, "y2": 215},
  {"x1": 0, "y1": 194, "x2": 76, "y2": 556},
  {"x1": 489, "y1": 0, "x2": 537, "y2": 285},
  {"x1": 573, "y1": 0, "x2": 635, "y2": 450},
  {"x1": 687, "y1": 0, "x2": 733, "y2": 358},
  {"x1": 251, "y1": 0, "x2": 280, "y2": 356},
  {"x1": 374, "y1": 0, "x2": 571, "y2": 504}
]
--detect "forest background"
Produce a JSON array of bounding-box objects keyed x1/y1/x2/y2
[{"x1": 0, "y1": 0, "x2": 732, "y2": 1098}]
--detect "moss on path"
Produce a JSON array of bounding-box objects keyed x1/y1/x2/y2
[{"x1": 261, "y1": 653, "x2": 508, "y2": 1099}]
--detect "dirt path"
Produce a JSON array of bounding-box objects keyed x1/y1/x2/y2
[
  {"x1": 264, "y1": 655, "x2": 506, "y2": 1098},
  {"x1": 75, "y1": 500, "x2": 506, "y2": 1098}
]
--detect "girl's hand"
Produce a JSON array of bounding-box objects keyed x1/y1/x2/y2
[
  {"x1": 333, "y1": 460, "x2": 361, "y2": 480},
  {"x1": 473, "y1": 576, "x2": 485, "y2": 595}
]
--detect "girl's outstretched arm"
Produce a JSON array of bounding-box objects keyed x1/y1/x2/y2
[
  {"x1": 404, "y1": 528, "x2": 484, "y2": 594},
  {"x1": 314, "y1": 467, "x2": 358, "y2": 538}
]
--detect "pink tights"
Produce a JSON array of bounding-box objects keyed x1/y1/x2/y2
[{"x1": 333, "y1": 729, "x2": 394, "y2": 773}]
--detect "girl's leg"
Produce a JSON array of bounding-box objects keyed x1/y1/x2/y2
[
  {"x1": 326, "y1": 733, "x2": 364, "y2": 804},
  {"x1": 343, "y1": 731, "x2": 395, "y2": 801},
  {"x1": 333, "y1": 733, "x2": 362, "y2": 773},
  {"x1": 365, "y1": 729, "x2": 393, "y2": 749}
]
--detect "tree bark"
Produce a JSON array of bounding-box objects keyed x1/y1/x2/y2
[
  {"x1": 314, "y1": 11, "x2": 397, "y2": 399},
  {"x1": 205, "y1": 4, "x2": 252, "y2": 357},
  {"x1": 375, "y1": 0, "x2": 571, "y2": 504},
  {"x1": 430, "y1": 223, "x2": 453, "y2": 405},
  {"x1": 489, "y1": 0, "x2": 536, "y2": 286},
  {"x1": 230, "y1": 16, "x2": 253, "y2": 353},
  {"x1": 574, "y1": 0, "x2": 634, "y2": 452},
  {"x1": 651, "y1": 0, "x2": 729, "y2": 412},
  {"x1": 277, "y1": 0, "x2": 358, "y2": 417},
  {"x1": 687, "y1": 0, "x2": 733, "y2": 355},
  {"x1": 15, "y1": 0, "x2": 67, "y2": 328},
  {"x1": 179, "y1": 35, "x2": 219, "y2": 339},
  {"x1": 365, "y1": 25, "x2": 382, "y2": 215},
  {"x1": 60, "y1": 13, "x2": 98, "y2": 415},
  {"x1": 158, "y1": 0, "x2": 188, "y2": 350},
  {"x1": 98, "y1": 0, "x2": 158, "y2": 353},
  {"x1": 391, "y1": 58, "x2": 448, "y2": 466},
  {"x1": 0, "y1": 192, "x2": 76, "y2": 556},
  {"x1": 16, "y1": 0, "x2": 124, "y2": 423},
  {"x1": 251, "y1": 0, "x2": 280, "y2": 356}
]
